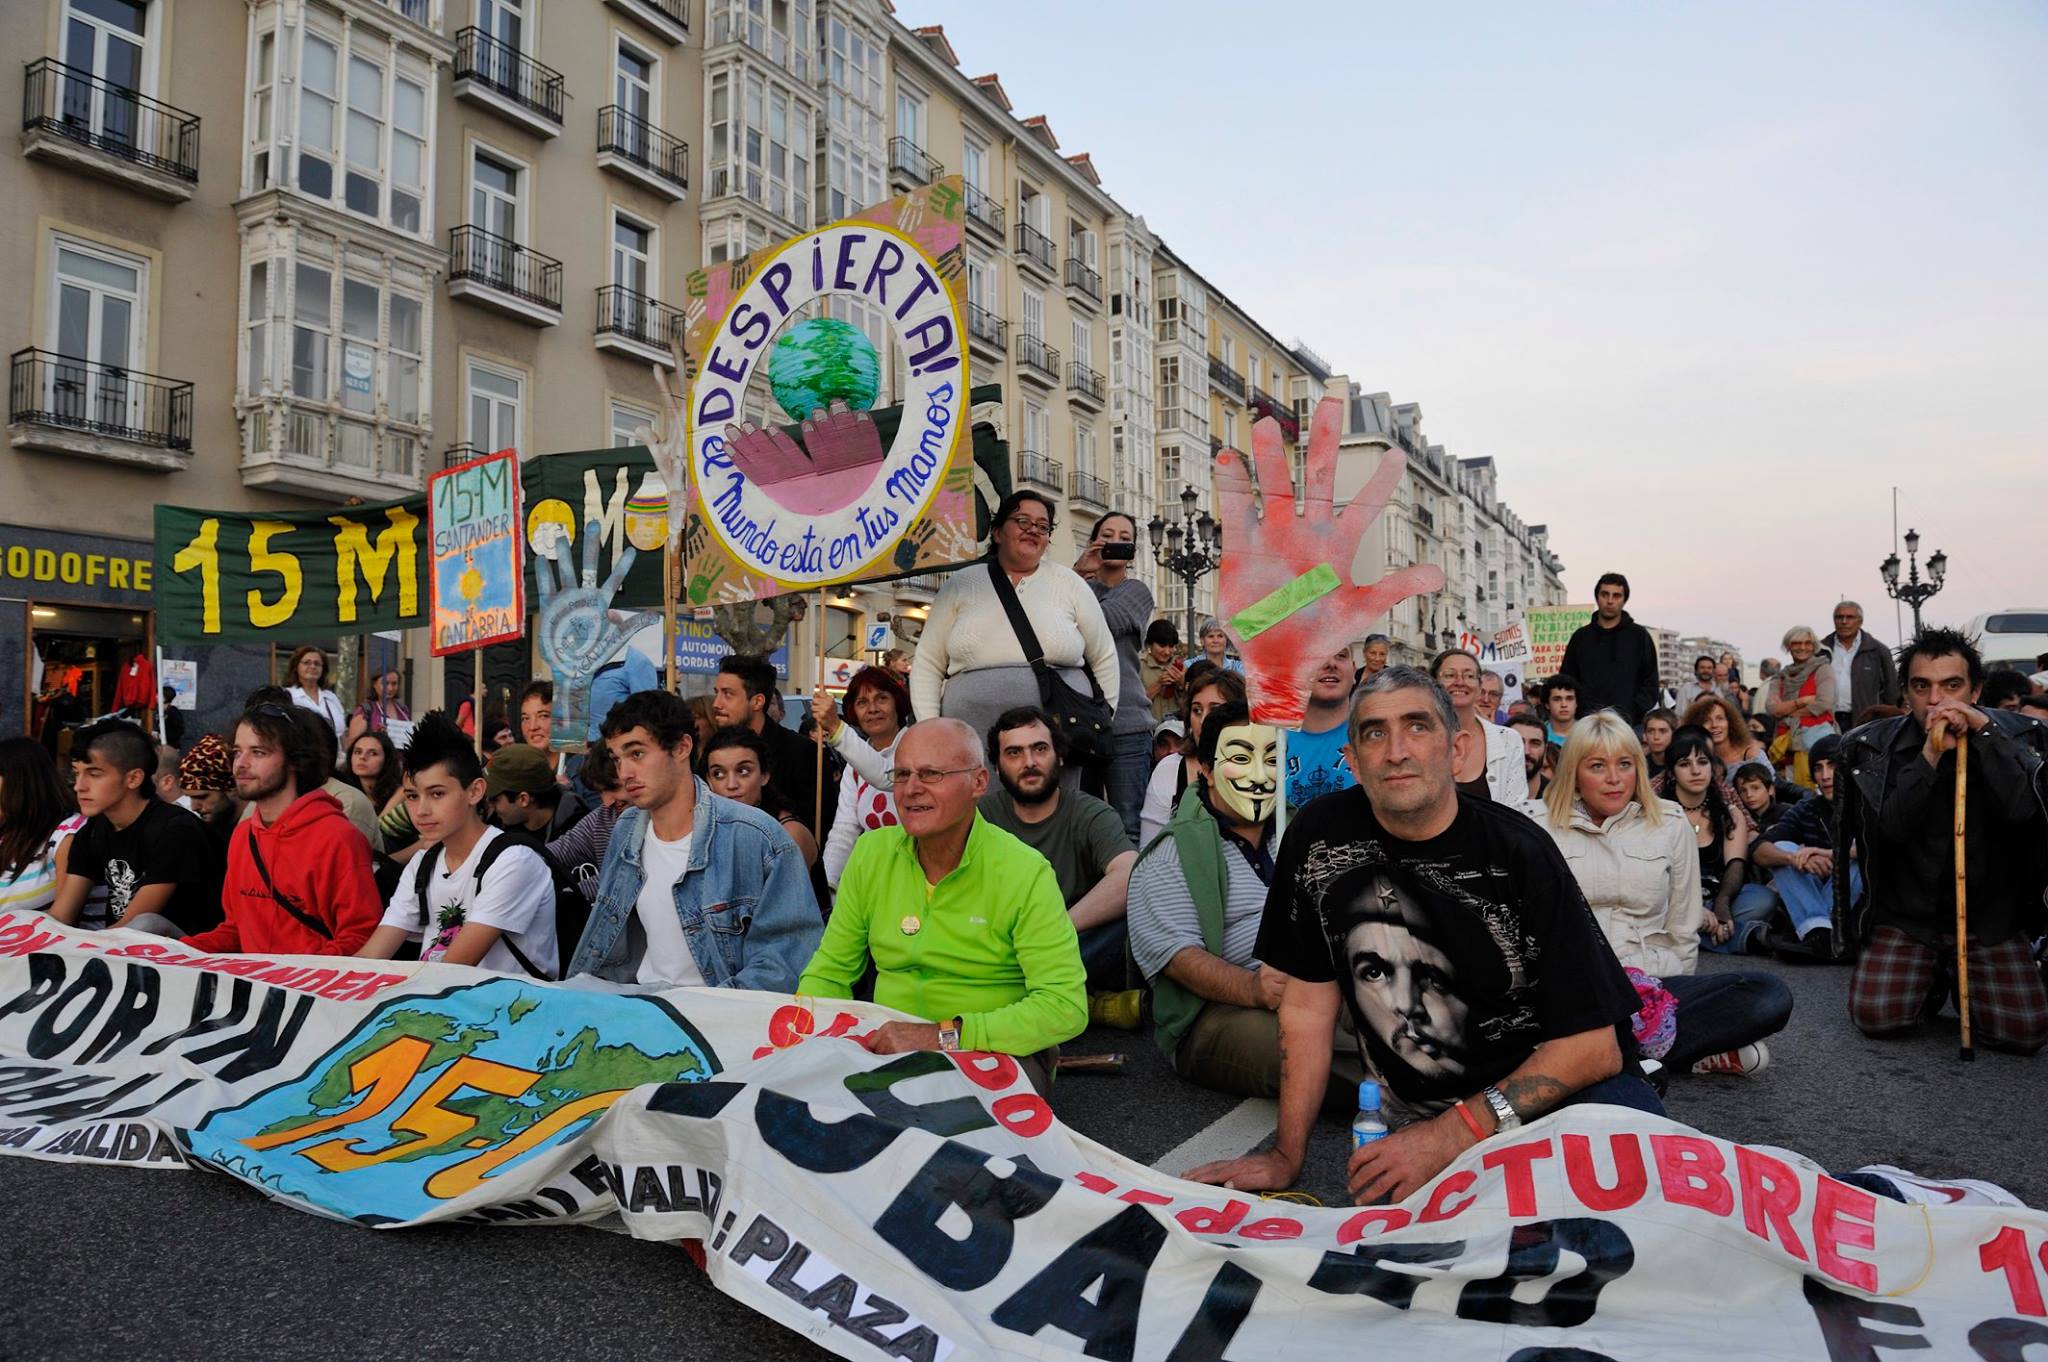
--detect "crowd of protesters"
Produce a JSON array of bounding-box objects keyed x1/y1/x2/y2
[{"x1": 2, "y1": 531, "x2": 2042, "y2": 1205}]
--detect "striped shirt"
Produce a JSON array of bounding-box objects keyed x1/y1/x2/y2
[
  {"x1": 0, "y1": 814, "x2": 86, "y2": 915},
  {"x1": 1126, "y1": 833, "x2": 1269, "y2": 982}
]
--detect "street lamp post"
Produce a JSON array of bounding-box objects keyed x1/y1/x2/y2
[
  {"x1": 1148, "y1": 484, "x2": 1224, "y2": 653},
  {"x1": 1880, "y1": 526, "x2": 1948, "y2": 635}
]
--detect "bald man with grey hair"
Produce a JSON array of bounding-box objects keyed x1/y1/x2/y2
[
  {"x1": 798, "y1": 717, "x2": 1087, "y2": 1092},
  {"x1": 1830, "y1": 599, "x2": 1899, "y2": 725}
]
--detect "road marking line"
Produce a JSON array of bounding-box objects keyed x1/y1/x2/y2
[{"x1": 1152, "y1": 1098, "x2": 1278, "y2": 1175}]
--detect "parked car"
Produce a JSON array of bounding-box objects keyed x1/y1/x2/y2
[{"x1": 1967, "y1": 608, "x2": 2048, "y2": 677}]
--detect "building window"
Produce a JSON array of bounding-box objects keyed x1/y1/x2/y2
[
  {"x1": 1020, "y1": 287, "x2": 1043, "y2": 341},
  {"x1": 962, "y1": 135, "x2": 987, "y2": 193},
  {"x1": 1221, "y1": 335, "x2": 1236, "y2": 370},
  {"x1": 612, "y1": 211, "x2": 654, "y2": 297},
  {"x1": 1022, "y1": 400, "x2": 1048, "y2": 455},
  {"x1": 292, "y1": 262, "x2": 332, "y2": 401},
  {"x1": 476, "y1": 0, "x2": 523, "y2": 51},
  {"x1": 1068, "y1": 222, "x2": 1097, "y2": 271},
  {"x1": 466, "y1": 360, "x2": 523, "y2": 452},
  {"x1": 1020, "y1": 182, "x2": 1049, "y2": 234},
  {"x1": 1223, "y1": 411, "x2": 1236, "y2": 448},
  {"x1": 61, "y1": 0, "x2": 149, "y2": 144},
  {"x1": 610, "y1": 400, "x2": 656, "y2": 447},
  {"x1": 706, "y1": 67, "x2": 813, "y2": 227},
  {"x1": 1073, "y1": 424, "x2": 1096, "y2": 478},
  {"x1": 1160, "y1": 446, "x2": 1181, "y2": 488},
  {"x1": 1158, "y1": 354, "x2": 1180, "y2": 424},
  {"x1": 268, "y1": 19, "x2": 434, "y2": 238},
  {"x1": 967, "y1": 255, "x2": 995, "y2": 315},
  {"x1": 894, "y1": 82, "x2": 925, "y2": 149},
  {"x1": 49, "y1": 236, "x2": 146, "y2": 373},
  {"x1": 1070, "y1": 318, "x2": 1092, "y2": 372},
  {"x1": 470, "y1": 149, "x2": 522, "y2": 241}
]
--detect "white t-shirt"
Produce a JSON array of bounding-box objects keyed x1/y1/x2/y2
[
  {"x1": 382, "y1": 827, "x2": 558, "y2": 977},
  {"x1": 290, "y1": 686, "x2": 348, "y2": 740},
  {"x1": 634, "y1": 829, "x2": 706, "y2": 987}
]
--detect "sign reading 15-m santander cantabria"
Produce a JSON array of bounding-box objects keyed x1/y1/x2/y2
[{"x1": 685, "y1": 178, "x2": 969, "y2": 595}]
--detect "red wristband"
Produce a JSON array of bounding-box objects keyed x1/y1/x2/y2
[{"x1": 1454, "y1": 1099, "x2": 1487, "y2": 1143}]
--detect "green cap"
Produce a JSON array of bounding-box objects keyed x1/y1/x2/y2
[{"x1": 485, "y1": 743, "x2": 555, "y2": 798}]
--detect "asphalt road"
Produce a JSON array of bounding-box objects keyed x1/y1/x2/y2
[{"x1": 2, "y1": 952, "x2": 2041, "y2": 1362}]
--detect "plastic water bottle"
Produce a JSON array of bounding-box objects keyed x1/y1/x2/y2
[{"x1": 1351, "y1": 1080, "x2": 1388, "y2": 1149}]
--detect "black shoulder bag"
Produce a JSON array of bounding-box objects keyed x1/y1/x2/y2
[
  {"x1": 987, "y1": 561, "x2": 1115, "y2": 775},
  {"x1": 244, "y1": 827, "x2": 334, "y2": 940}
]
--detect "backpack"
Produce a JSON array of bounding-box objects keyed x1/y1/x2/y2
[{"x1": 411, "y1": 830, "x2": 591, "y2": 981}]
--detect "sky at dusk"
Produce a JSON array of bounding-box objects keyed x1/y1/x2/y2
[{"x1": 915, "y1": 1, "x2": 2047, "y2": 664}]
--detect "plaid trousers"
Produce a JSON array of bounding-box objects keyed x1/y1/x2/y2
[{"x1": 1849, "y1": 926, "x2": 2048, "y2": 1054}]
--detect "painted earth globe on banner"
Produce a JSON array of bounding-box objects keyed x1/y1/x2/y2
[{"x1": 768, "y1": 316, "x2": 880, "y2": 418}]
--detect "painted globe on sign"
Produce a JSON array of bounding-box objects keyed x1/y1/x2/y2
[{"x1": 767, "y1": 317, "x2": 880, "y2": 419}]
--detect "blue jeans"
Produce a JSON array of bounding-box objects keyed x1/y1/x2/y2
[
  {"x1": 1105, "y1": 728, "x2": 1151, "y2": 848},
  {"x1": 1561, "y1": 1070, "x2": 1667, "y2": 1117},
  {"x1": 1661, "y1": 970, "x2": 1794, "y2": 1070},
  {"x1": 1769, "y1": 841, "x2": 1863, "y2": 937},
  {"x1": 1702, "y1": 881, "x2": 1782, "y2": 954}
]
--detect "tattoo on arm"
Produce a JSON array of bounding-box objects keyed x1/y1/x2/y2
[{"x1": 1497, "y1": 1073, "x2": 1570, "y2": 1119}]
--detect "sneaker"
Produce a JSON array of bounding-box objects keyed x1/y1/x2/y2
[
  {"x1": 1847, "y1": 1164, "x2": 2025, "y2": 1208},
  {"x1": 1692, "y1": 1042, "x2": 1770, "y2": 1076},
  {"x1": 1088, "y1": 989, "x2": 1142, "y2": 1030}
]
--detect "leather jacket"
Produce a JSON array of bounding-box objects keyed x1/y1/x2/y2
[{"x1": 1832, "y1": 708, "x2": 2048, "y2": 949}]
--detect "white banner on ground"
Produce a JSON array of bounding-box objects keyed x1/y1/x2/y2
[{"x1": 0, "y1": 913, "x2": 2042, "y2": 1361}]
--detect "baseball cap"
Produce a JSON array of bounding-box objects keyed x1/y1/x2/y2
[
  {"x1": 485, "y1": 743, "x2": 556, "y2": 798},
  {"x1": 1154, "y1": 717, "x2": 1185, "y2": 740}
]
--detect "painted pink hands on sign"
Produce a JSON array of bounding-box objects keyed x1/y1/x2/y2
[{"x1": 1216, "y1": 397, "x2": 1447, "y2": 727}]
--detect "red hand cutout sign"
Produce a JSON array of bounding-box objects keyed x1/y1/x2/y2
[{"x1": 1215, "y1": 396, "x2": 1447, "y2": 726}]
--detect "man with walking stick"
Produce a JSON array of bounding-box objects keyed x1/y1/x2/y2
[{"x1": 1834, "y1": 628, "x2": 2048, "y2": 1054}]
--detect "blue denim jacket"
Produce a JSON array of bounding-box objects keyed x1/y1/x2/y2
[{"x1": 567, "y1": 777, "x2": 823, "y2": 989}]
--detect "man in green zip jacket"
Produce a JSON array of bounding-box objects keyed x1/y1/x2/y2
[{"x1": 798, "y1": 718, "x2": 1087, "y2": 1095}]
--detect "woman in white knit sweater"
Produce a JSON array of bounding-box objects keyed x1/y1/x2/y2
[
  {"x1": 1537, "y1": 713, "x2": 1793, "y2": 1078},
  {"x1": 910, "y1": 490, "x2": 1119, "y2": 777}
]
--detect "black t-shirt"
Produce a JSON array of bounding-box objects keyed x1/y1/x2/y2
[
  {"x1": 1257, "y1": 787, "x2": 1640, "y2": 1119},
  {"x1": 68, "y1": 798, "x2": 223, "y2": 933}
]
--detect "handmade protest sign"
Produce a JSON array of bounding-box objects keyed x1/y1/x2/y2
[
  {"x1": 680, "y1": 178, "x2": 976, "y2": 603},
  {"x1": 1525, "y1": 603, "x2": 1592, "y2": 682},
  {"x1": 1214, "y1": 397, "x2": 1446, "y2": 727},
  {"x1": 0, "y1": 913, "x2": 2043, "y2": 1362},
  {"x1": 428, "y1": 448, "x2": 524, "y2": 656},
  {"x1": 154, "y1": 498, "x2": 426, "y2": 644}
]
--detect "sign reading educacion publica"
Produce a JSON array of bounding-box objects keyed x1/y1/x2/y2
[
  {"x1": 684, "y1": 178, "x2": 974, "y2": 600},
  {"x1": 1, "y1": 913, "x2": 2045, "y2": 1362}
]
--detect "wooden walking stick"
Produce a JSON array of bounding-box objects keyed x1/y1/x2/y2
[{"x1": 1954, "y1": 730, "x2": 1973, "y2": 1061}]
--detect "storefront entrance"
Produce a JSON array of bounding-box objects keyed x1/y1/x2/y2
[{"x1": 26, "y1": 601, "x2": 152, "y2": 756}]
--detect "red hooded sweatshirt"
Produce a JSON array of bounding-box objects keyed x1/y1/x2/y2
[{"x1": 182, "y1": 791, "x2": 381, "y2": 956}]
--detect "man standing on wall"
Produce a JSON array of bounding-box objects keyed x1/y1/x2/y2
[{"x1": 1559, "y1": 572, "x2": 1660, "y2": 725}]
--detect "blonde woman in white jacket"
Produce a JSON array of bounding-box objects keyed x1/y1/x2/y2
[
  {"x1": 1432, "y1": 650, "x2": 1527, "y2": 806},
  {"x1": 1539, "y1": 713, "x2": 1793, "y2": 1078}
]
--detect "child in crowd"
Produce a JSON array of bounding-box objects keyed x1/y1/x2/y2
[
  {"x1": 49, "y1": 720, "x2": 219, "y2": 935},
  {"x1": 358, "y1": 712, "x2": 559, "y2": 977}
]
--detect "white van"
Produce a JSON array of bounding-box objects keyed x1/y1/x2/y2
[{"x1": 1967, "y1": 608, "x2": 2048, "y2": 675}]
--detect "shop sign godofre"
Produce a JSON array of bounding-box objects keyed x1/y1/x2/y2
[{"x1": 689, "y1": 221, "x2": 967, "y2": 590}]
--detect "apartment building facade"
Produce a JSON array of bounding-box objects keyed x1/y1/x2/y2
[{"x1": 3, "y1": 0, "x2": 1574, "y2": 735}]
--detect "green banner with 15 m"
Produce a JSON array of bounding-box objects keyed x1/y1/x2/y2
[{"x1": 152, "y1": 498, "x2": 427, "y2": 645}]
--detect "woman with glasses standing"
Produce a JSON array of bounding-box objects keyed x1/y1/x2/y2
[
  {"x1": 1074, "y1": 511, "x2": 1156, "y2": 844},
  {"x1": 910, "y1": 491, "x2": 1119, "y2": 788}
]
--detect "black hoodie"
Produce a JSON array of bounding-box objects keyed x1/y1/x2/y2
[{"x1": 1559, "y1": 608, "x2": 1661, "y2": 725}]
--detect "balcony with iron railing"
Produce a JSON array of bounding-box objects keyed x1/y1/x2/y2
[
  {"x1": 21, "y1": 58, "x2": 200, "y2": 199},
  {"x1": 447, "y1": 225, "x2": 563, "y2": 325},
  {"x1": 887, "y1": 135, "x2": 943, "y2": 188},
  {"x1": 1017, "y1": 450, "x2": 1063, "y2": 491},
  {"x1": 602, "y1": 0, "x2": 689, "y2": 44},
  {"x1": 1015, "y1": 222, "x2": 1055, "y2": 278},
  {"x1": 1208, "y1": 356, "x2": 1246, "y2": 401},
  {"x1": 594, "y1": 284, "x2": 685, "y2": 365},
  {"x1": 1064, "y1": 256, "x2": 1102, "y2": 307},
  {"x1": 967, "y1": 302, "x2": 1008, "y2": 357},
  {"x1": 453, "y1": 27, "x2": 564, "y2": 137},
  {"x1": 9, "y1": 348, "x2": 192, "y2": 470},
  {"x1": 1069, "y1": 469, "x2": 1108, "y2": 509},
  {"x1": 1067, "y1": 360, "x2": 1105, "y2": 408},
  {"x1": 442, "y1": 442, "x2": 484, "y2": 470},
  {"x1": 240, "y1": 397, "x2": 424, "y2": 499},
  {"x1": 1014, "y1": 333, "x2": 1060, "y2": 386},
  {"x1": 597, "y1": 105, "x2": 689, "y2": 200},
  {"x1": 1248, "y1": 387, "x2": 1299, "y2": 440},
  {"x1": 963, "y1": 182, "x2": 1005, "y2": 240}
]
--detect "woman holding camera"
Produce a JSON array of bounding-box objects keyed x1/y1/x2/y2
[{"x1": 1075, "y1": 511, "x2": 1155, "y2": 844}]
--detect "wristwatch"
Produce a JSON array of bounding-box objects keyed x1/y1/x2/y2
[
  {"x1": 1481, "y1": 1085, "x2": 1522, "y2": 1132},
  {"x1": 937, "y1": 1019, "x2": 962, "y2": 1052}
]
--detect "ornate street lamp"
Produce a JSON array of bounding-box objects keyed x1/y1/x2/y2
[
  {"x1": 1880, "y1": 526, "x2": 1947, "y2": 634},
  {"x1": 1149, "y1": 485, "x2": 1224, "y2": 652}
]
